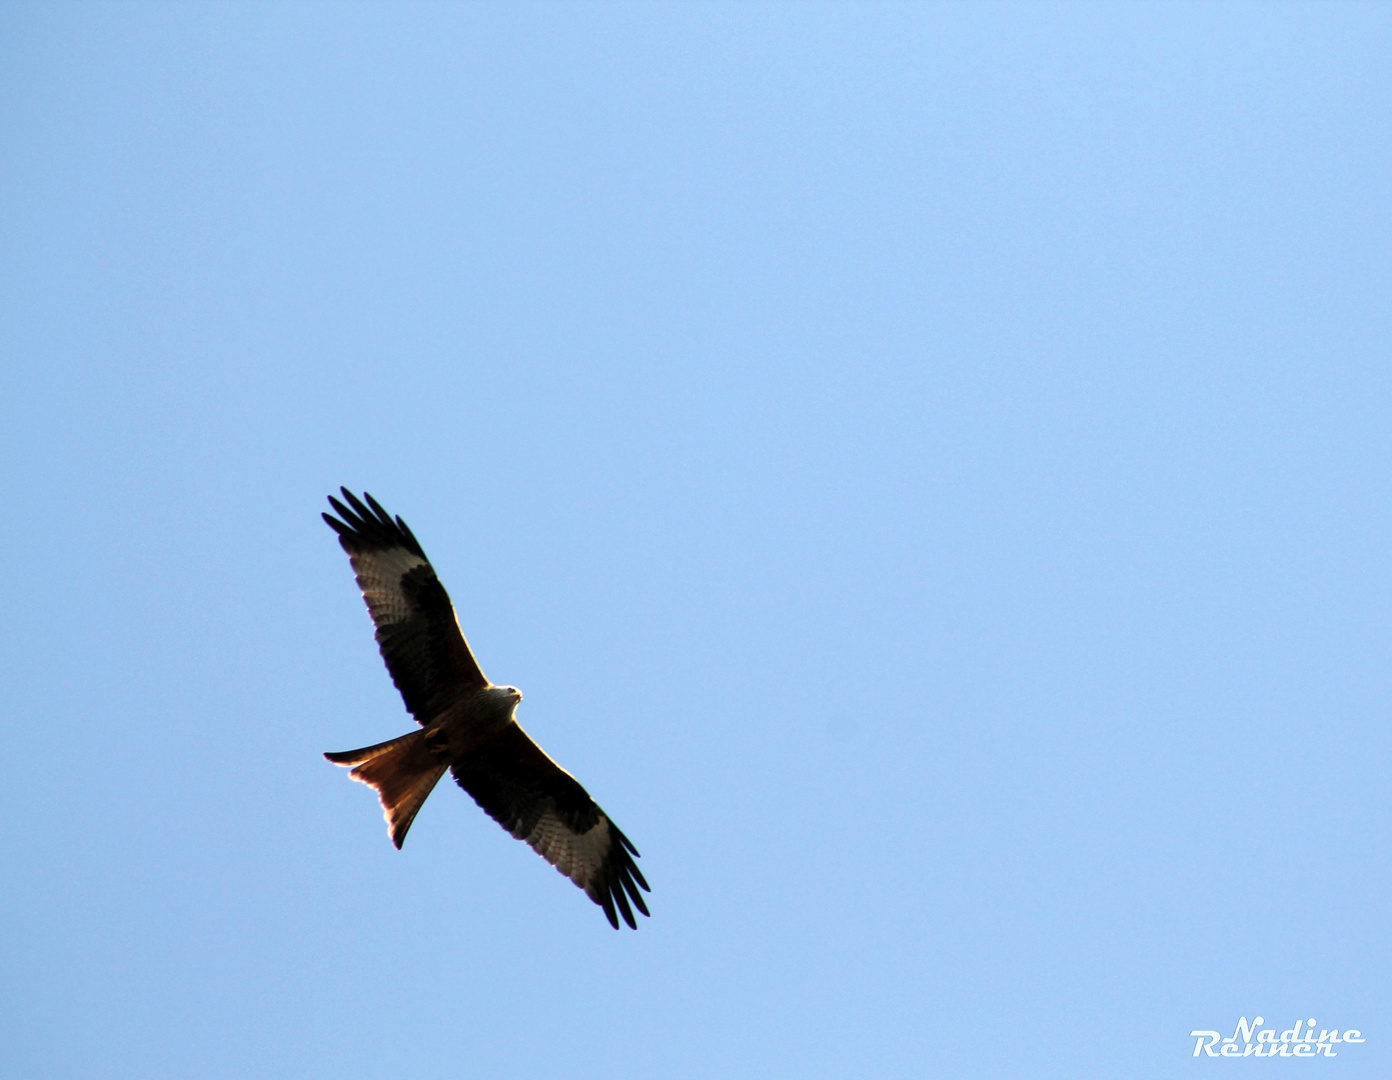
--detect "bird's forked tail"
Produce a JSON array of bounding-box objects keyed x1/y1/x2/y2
[{"x1": 325, "y1": 729, "x2": 449, "y2": 848}]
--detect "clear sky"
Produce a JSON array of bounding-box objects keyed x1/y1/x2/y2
[{"x1": 2, "y1": 3, "x2": 1388, "y2": 1077}]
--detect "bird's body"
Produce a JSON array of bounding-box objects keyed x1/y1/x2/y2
[{"x1": 322, "y1": 489, "x2": 650, "y2": 929}]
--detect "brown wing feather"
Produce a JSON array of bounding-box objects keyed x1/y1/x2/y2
[
  {"x1": 450, "y1": 723, "x2": 650, "y2": 929},
  {"x1": 324, "y1": 489, "x2": 488, "y2": 722}
]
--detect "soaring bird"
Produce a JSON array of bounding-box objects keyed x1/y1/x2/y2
[{"x1": 321, "y1": 489, "x2": 650, "y2": 929}]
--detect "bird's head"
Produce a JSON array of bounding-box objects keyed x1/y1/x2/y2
[{"x1": 486, "y1": 684, "x2": 523, "y2": 715}]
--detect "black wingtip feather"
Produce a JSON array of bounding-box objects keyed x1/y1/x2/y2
[
  {"x1": 362, "y1": 491, "x2": 393, "y2": 524},
  {"x1": 621, "y1": 871, "x2": 650, "y2": 916},
  {"x1": 615, "y1": 885, "x2": 637, "y2": 929},
  {"x1": 324, "y1": 489, "x2": 426, "y2": 558},
  {"x1": 326, "y1": 494, "x2": 354, "y2": 522},
  {"x1": 618, "y1": 831, "x2": 641, "y2": 859},
  {"x1": 395, "y1": 515, "x2": 425, "y2": 553},
  {"x1": 599, "y1": 832, "x2": 650, "y2": 928},
  {"x1": 600, "y1": 892, "x2": 619, "y2": 929},
  {"x1": 340, "y1": 488, "x2": 373, "y2": 522},
  {"x1": 584, "y1": 820, "x2": 650, "y2": 928}
]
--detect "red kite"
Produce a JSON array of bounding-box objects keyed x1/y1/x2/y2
[{"x1": 322, "y1": 489, "x2": 650, "y2": 929}]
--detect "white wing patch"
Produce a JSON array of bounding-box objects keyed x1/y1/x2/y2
[
  {"x1": 349, "y1": 548, "x2": 429, "y2": 627},
  {"x1": 524, "y1": 813, "x2": 613, "y2": 889}
]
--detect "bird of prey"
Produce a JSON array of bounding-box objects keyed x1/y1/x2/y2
[{"x1": 321, "y1": 489, "x2": 650, "y2": 929}]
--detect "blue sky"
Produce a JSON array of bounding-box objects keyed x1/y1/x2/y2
[{"x1": 1, "y1": 3, "x2": 1388, "y2": 1077}]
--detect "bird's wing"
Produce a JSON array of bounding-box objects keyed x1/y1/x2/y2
[
  {"x1": 451, "y1": 722, "x2": 650, "y2": 929},
  {"x1": 324, "y1": 488, "x2": 488, "y2": 722}
]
